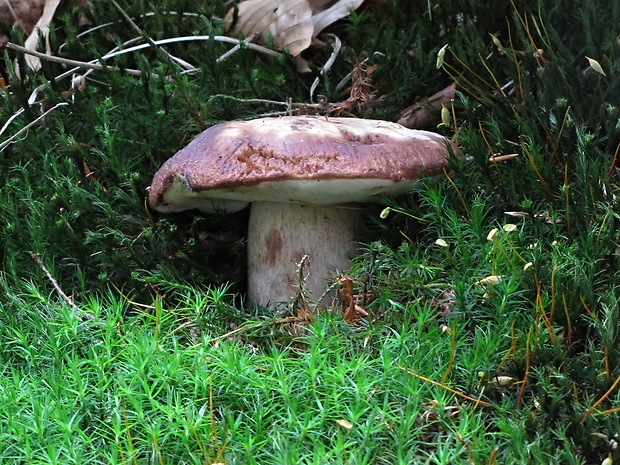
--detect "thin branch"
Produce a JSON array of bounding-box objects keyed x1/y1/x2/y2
[
  {"x1": 310, "y1": 34, "x2": 342, "y2": 102},
  {"x1": 3, "y1": 34, "x2": 282, "y2": 147},
  {"x1": 30, "y1": 253, "x2": 95, "y2": 321},
  {"x1": 57, "y1": 11, "x2": 203, "y2": 54},
  {"x1": 6, "y1": 42, "x2": 144, "y2": 75},
  {"x1": 0, "y1": 107, "x2": 25, "y2": 139},
  {"x1": 109, "y1": 0, "x2": 195, "y2": 71},
  {"x1": 395, "y1": 362, "x2": 494, "y2": 408},
  {"x1": 97, "y1": 35, "x2": 282, "y2": 61},
  {"x1": 0, "y1": 102, "x2": 68, "y2": 152},
  {"x1": 9, "y1": 35, "x2": 281, "y2": 83}
]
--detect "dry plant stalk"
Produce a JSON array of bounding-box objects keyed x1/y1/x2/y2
[
  {"x1": 300, "y1": 58, "x2": 382, "y2": 116},
  {"x1": 338, "y1": 275, "x2": 369, "y2": 323},
  {"x1": 30, "y1": 252, "x2": 95, "y2": 321}
]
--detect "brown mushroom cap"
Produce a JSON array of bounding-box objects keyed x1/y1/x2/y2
[{"x1": 149, "y1": 115, "x2": 455, "y2": 213}]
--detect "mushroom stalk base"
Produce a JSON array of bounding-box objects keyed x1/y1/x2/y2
[{"x1": 247, "y1": 202, "x2": 362, "y2": 308}]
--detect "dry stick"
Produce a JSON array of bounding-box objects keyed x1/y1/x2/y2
[
  {"x1": 109, "y1": 0, "x2": 195, "y2": 71},
  {"x1": 98, "y1": 36, "x2": 281, "y2": 61},
  {"x1": 0, "y1": 107, "x2": 25, "y2": 139},
  {"x1": 395, "y1": 362, "x2": 493, "y2": 408},
  {"x1": 309, "y1": 34, "x2": 341, "y2": 103},
  {"x1": 8, "y1": 35, "x2": 281, "y2": 81},
  {"x1": 6, "y1": 42, "x2": 144, "y2": 75},
  {"x1": 57, "y1": 11, "x2": 203, "y2": 54},
  {"x1": 214, "y1": 34, "x2": 259, "y2": 65},
  {"x1": 0, "y1": 65, "x2": 88, "y2": 144},
  {"x1": 3, "y1": 36, "x2": 281, "y2": 148},
  {"x1": 0, "y1": 102, "x2": 68, "y2": 152},
  {"x1": 30, "y1": 253, "x2": 95, "y2": 321}
]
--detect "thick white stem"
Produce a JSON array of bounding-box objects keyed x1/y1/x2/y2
[{"x1": 247, "y1": 202, "x2": 362, "y2": 308}]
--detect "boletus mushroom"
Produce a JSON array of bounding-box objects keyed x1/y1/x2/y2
[{"x1": 148, "y1": 115, "x2": 456, "y2": 308}]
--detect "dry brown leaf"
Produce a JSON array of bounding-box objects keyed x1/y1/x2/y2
[
  {"x1": 310, "y1": 0, "x2": 364, "y2": 38},
  {"x1": 225, "y1": 0, "x2": 365, "y2": 57},
  {"x1": 338, "y1": 275, "x2": 370, "y2": 323},
  {"x1": 0, "y1": 0, "x2": 46, "y2": 47},
  {"x1": 225, "y1": 0, "x2": 314, "y2": 57},
  {"x1": 307, "y1": 0, "x2": 333, "y2": 14}
]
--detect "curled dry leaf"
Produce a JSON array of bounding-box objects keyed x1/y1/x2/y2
[
  {"x1": 225, "y1": 0, "x2": 313, "y2": 57},
  {"x1": 225, "y1": 0, "x2": 364, "y2": 57},
  {"x1": 310, "y1": 0, "x2": 364, "y2": 38},
  {"x1": 22, "y1": 0, "x2": 62, "y2": 71},
  {"x1": 338, "y1": 275, "x2": 370, "y2": 323}
]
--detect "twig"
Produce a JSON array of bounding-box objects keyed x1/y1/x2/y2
[
  {"x1": 0, "y1": 102, "x2": 68, "y2": 152},
  {"x1": 6, "y1": 42, "x2": 144, "y2": 76},
  {"x1": 395, "y1": 361, "x2": 493, "y2": 408},
  {"x1": 57, "y1": 11, "x2": 203, "y2": 54},
  {"x1": 97, "y1": 36, "x2": 282, "y2": 61},
  {"x1": 207, "y1": 316, "x2": 304, "y2": 344},
  {"x1": 0, "y1": 107, "x2": 25, "y2": 139},
  {"x1": 9, "y1": 35, "x2": 282, "y2": 90},
  {"x1": 30, "y1": 253, "x2": 95, "y2": 321},
  {"x1": 215, "y1": 34, "x2": 258, "y2": 64},
  {"x1": 109, "y1": 0, "x2": 195, "y2": 71},
  {"x1": 26, "y1": 66, "x2": 85, "y2": 106},
  {"x1": 310, "y1": 34, "x2": 342, "y2": 102},
  {"x1": 4, "y1": 35, "x2": 282, "y2": 147}
]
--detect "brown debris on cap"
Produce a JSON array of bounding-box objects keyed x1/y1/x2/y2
[{"x1": 149, "y1": 115, "x2": 456, "y2": 213}]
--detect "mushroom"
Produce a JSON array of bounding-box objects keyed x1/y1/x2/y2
[{"x1": 148, "y1": 115, "x2": 455, "y2": 308}]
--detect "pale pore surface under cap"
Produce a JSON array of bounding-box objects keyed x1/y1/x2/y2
[{"x1": 156, "y1": 177, "x2": 421, "y2": 213}]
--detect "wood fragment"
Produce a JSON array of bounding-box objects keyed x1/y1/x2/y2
[
  {"x1": 397, "y1": 83, "x2": 456, "y2": 129},
  {"x1": 30, "y1": 252, "x2": 95, "y2": 321}
]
